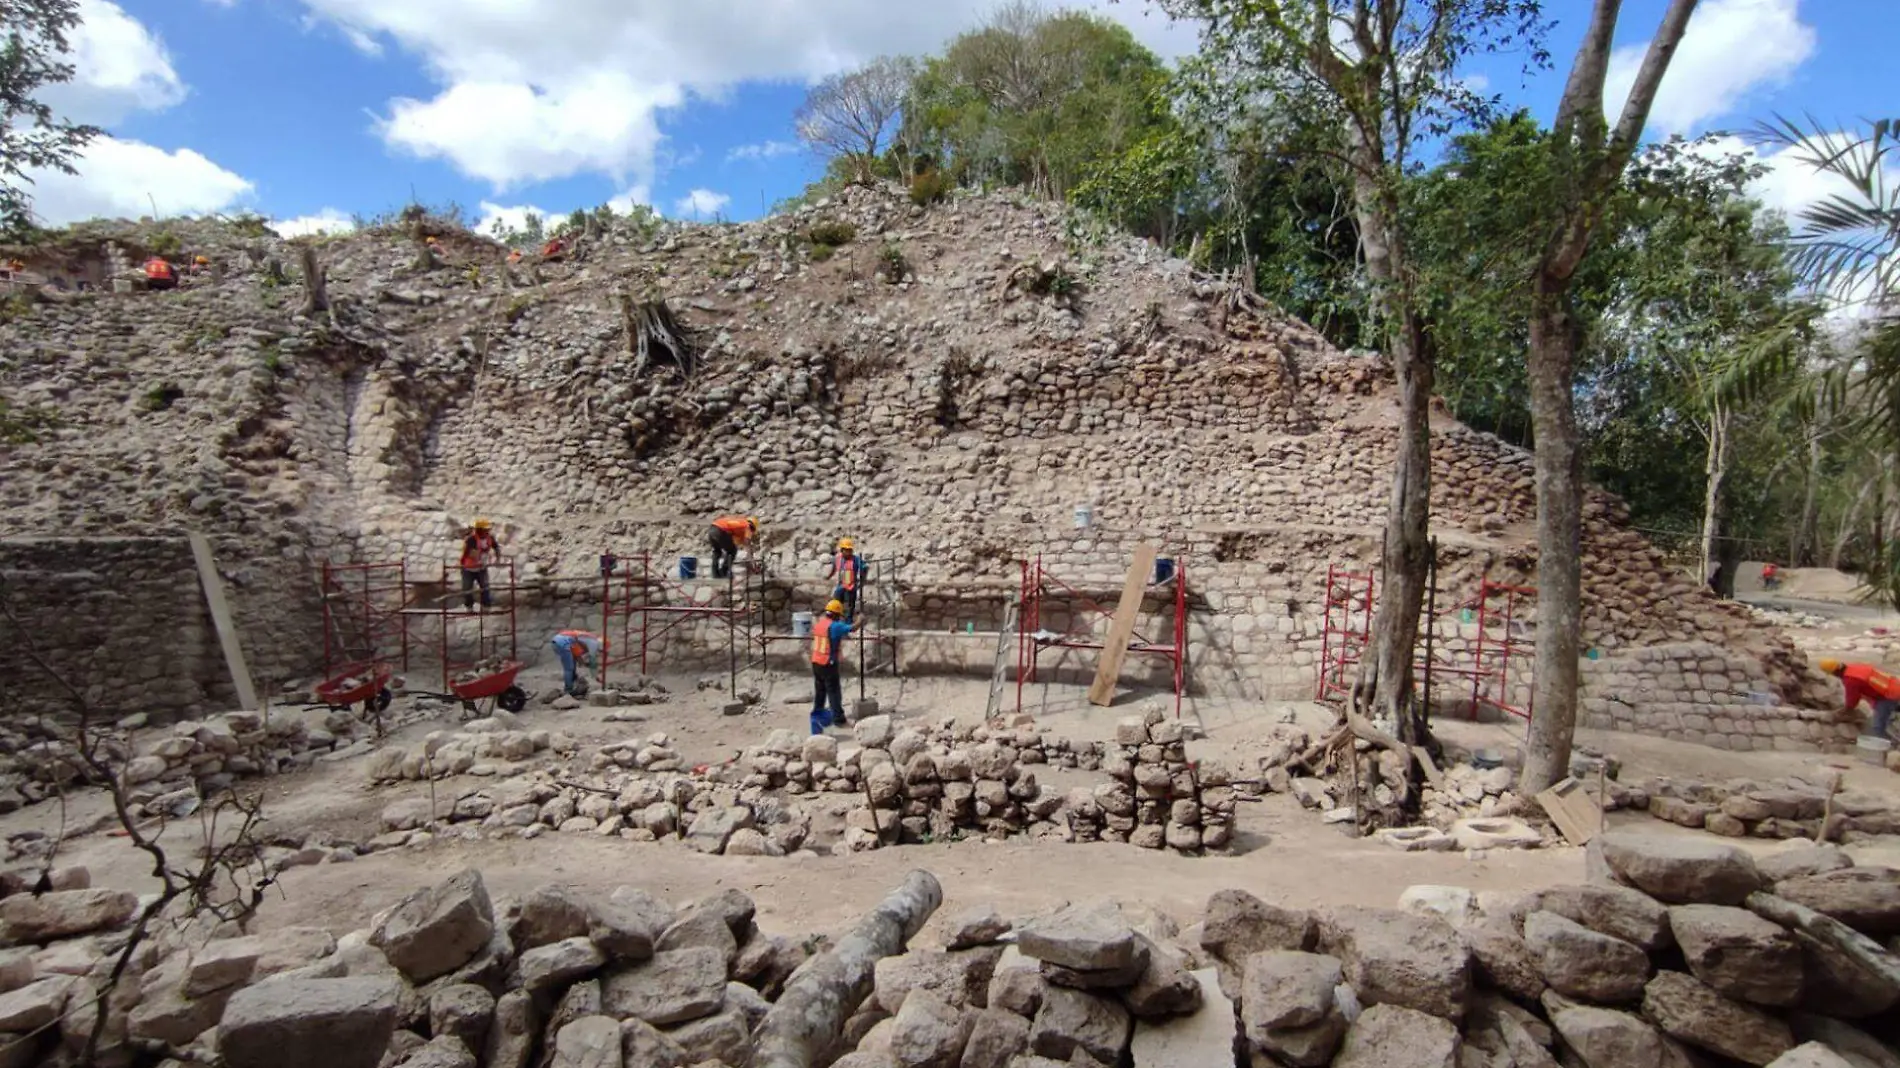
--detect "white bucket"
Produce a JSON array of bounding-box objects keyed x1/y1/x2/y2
[
  {"x1": 1073, "y1": 504, "x2": 1093, "y2": 529},
  {"x1": 1856, "y1": 735, "x2": 1892, "y2": 766},
  {"x1": 791, "y1": 611, "x2": 814, "y2": 638}
]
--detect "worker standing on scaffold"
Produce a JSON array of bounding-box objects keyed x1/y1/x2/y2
[
  {"x1": 708, "y1": 515, "x2": 757, "y2": 580},
  {"x1": 810, "y1": 599, "x2": 856, "y2": 734},
  {"x1": 826, "y1": 537, "x2": 865, "y2": 623},
  {"x1": 460, "y1": 518, "x2": 502, "y2": 610}
]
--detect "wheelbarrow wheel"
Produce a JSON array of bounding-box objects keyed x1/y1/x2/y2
[
  {"x1": 374, "y1": 687, "x2": 394, "y2": 712},
  {"x1": 498, "y1": 685, "x2": 528, "y2": 713}
]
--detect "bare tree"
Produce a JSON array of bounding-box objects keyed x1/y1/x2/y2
[
  {"x1": 795, "y1": 56, "x2": 918, "y2": 182},
  {"x1": 1518, "y1": 0, "x2": 1700, "y2": 795}
]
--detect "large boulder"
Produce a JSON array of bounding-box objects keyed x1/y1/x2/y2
[
  {"x1": 1016, "y1": 906, "x2": 1136, "y2": 972},
  {"x1": 1640, "y1": 971, "x2": 1794, "y2": 1066},
  {"x1": 219, "y1": 977, "x2": 401, "y2": 1068},
  {"x1": 1240, "y1": 951, "x2": 1347, "y2": 1068},
  {"x1": 874, "y1": 947, "x2": 1002, "y2": 1014},
  {"x1": 600, "y1": 947, "x2": 726, "y2": 1025},
  {"x1": 0, "y1": 889, "x2": 136, "y2": 945},
  {"x1": 1598, "y1": 833, "x2": 1763, "y2": 906},
  {"x1": 1460, "y1": 918, "x2": 1547, "y2": 1004},
  {"x1": 1773, "y1": 868, "x2": 1900, "y2": 936},
  {"x1": 484, "y1": 990, "x2": 536, "y2": 1068},
  {"x1": 1122, "y1": 936, "x2": 1202, "y2": 1019},
  {"x1": 1331, "y1": 1003, "x2": 1461, "y2": 1068},
  {"x1": 1318, "y1": 907, "x2": 1470, "y2": 1020},
  {"x1": 548, "y1": 1015, "x2": 622, "y2": 1068},
  {"x1": 988, "y1": 946, "x2": 1046, "y2": 1018},
  {"x1": 513, "y1": 937, "x2": 605, "y2": 994},
  {"x1": 1791, "y1": 928, "x2": 1900, "y2": 1019},
  {"x1": 508, "y1": 885, "x2": 595, "y2": 951},
  {"x1": 1129, "y1": 968, "x2": 1231, "y2": 1068},
  {"x1": 620, "y1": 1018, "x2": 690, "y2": 1067},
  {"x1": 1667, "y1": 904, "x2": 1802, "y2": 1007},
  {"x1": 1201, "y1": 890, "x2": 1316, "y2": 961},
  {"x1": 370, "y1": 870, "x2": 497, "y2": 984},
  {"x1": 428, "y1": 984, "x2": 496, "y2": 1053},
  {"x1": 1522, "y1": 912, "x2": 1649, "y2": 1004},
  {"x1": 1542, "y1": 992, "x2": 1694, "y2": 1068},
  {"x1": 1527, "y1": 885, "x2": 1672, "y2": 952},
  {"x1": 686, "y1": 807, "x2": 755, "y2": 854},
  {"x1": 1758, "y1": 843, "x2": 1854, "y2": 883},
  {"x1": 888, "y1": 989, "x2": 971, "y2": 1068},
  {"x1": 961, "y1": 1008, "x2": 1031, "y2": 1068},
  {"x1": 590, "y1": 887, "x2": 669, "y2": 961},
  {"x1": 1027, "y1": 986, "x2": 1130, "y2": 1065},
  {"x1": 0, "y1": 977, "x2": 73, "y2": 1033},
  {"x1": 665, "y1": 1009, "x2": 750, "y2": 1067}
]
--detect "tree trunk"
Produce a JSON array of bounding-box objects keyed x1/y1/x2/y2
[
  {"x1": 1520, "y1": 282, "x2": 1585, "y2": 796},
  {"x1": 746, "y1": 870, "x2": 943, "y2": 1068},
  {"x1": 1698, "y1": 402, "x2": 1729, "y2": 585},
  {"x1": 298, "y1": 245, "x2": 329, "y2": 317},
  {"x1": 1795, "y1": 431, "x2": 1821, "y2": 566}
]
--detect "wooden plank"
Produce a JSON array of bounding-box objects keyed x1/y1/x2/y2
[
  {"x1": 1536, "y1": 776, "x2": 1602, "y2": 846},
  {"x1": 188, "y1": 532, "x2": 258, "y2": 711},
  {"x1": 1087, "y1": 544, "x2": 1158, "y2": 707}
]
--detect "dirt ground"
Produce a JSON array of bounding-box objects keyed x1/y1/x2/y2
[{"x1": 9, "y1": 657, "x2": 1900, "y2": 949}]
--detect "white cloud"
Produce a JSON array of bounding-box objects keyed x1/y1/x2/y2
[
  {"x1": 728, "y1": 140, "x2": 800, "y2": 163},
  {"x1": 671, "y1": 189, "x2": 731, "y2": 218},
  {"x1": 40, "y1": 0, "x2": 186, "y2": 125},
  {"x1": 270, "y1": 208, "x2": 356, "y2": 238},
  {"x1": 1604, "y1": 0, "x2": 1815, "y2": 135},
  {"x1": 26, "y1": 136, "x2": 253, "y2": 225},
  {"x1": 476, "y1": 200, "x2": 555, "y2": 237},
  {"x1": 295, "y1": 0, "x2": 1197, "y2": 194}
]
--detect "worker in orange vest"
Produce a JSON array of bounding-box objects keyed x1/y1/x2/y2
[
  {"x1": 460, "y1": 518, "x2": 502, "y2": 610},
  {"x1": 707, "y1": 515, "x2": 757, "y2": 580},
  {"x1": 551, "y1": 629, "x2": 603, "y2": 698},
  {"x1": 144, "y1": 256, "x2": 177, "y2": 291},
  {"x1": 826, "y1": 537, "x2": 865, "y2": 623},
  {"x1": 810, "y1": 599, "x2": 856, "y2": 734},
  {"x1": 1820, "y1": 658, "x2": 1900, "y2": 740}
]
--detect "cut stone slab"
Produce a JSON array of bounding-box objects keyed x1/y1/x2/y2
[
  {"x1": 1241, "y1": 951, "x2": 1342, "y2": 1033},
  {"x1": 947, "y1": 905, "x2": 1012, "y2": 950},
  {"x1": 889, "y1": 988, "x2": 972, "y2": 1068},
  {"x1": 1668, "y1": 904, "x2": 1802, "y2": 1007},
  {"x1": 1129, "y1": 967, "x2": 1230, "y2": 1068},
  {"x1": 1317, "y1": 907, "x2": 1471, "y2": 1020},
  {"x1": 1017, "y1": 906, "x2": 1137, "y2": 972},
  {"x1": 0, "y1": 889, "x2": 136, "y2": 945},
  {"x1": 1598, "y1": 832, "x2": 1764, "y2": 906},
  {"x1": 514, "y1": 937, "x2": 605, "y2": 994},
  {"x1": 1450, "y1": 817, "x2": 1542, "y2": 851},
  {"x1": 0, "y1": 977, "x2": 73, "y2": 1033},
  {"x1": 1331, "y1": 1003, "x2": 1461, "y2": 1068},
  {"x1": 1541, "y1": 992, "x2": 1694, "y2": 1068},
  {"x1": 1028, "y1": 985, "x2": 1131, "y2": 1065},
  {"x1": 1773, "y1": 868, "x2": 1900, "y2": 936},
  {"x1": 370, "y1": 870, "x2": 496, "y2": 984},
  {"x1": 874, "y1": 946, "x2": 1002, "y2": 1013},
  {"x1": 1528, "y1": 885, "x2": 1672, "y2": 952},
  {"x1": 219, "y1": 977, "x2": 401, "y2": 1068},
  {"x1": 1641, "y1": 970, "x2": 1794, "y2": 1066},
  {"x1": 1377, "y1": 828, "x2": 1456, "y2": 852},
  {"x1": 601, "y1": 947, "x2": 726, "y2": 1025},
  {"x1": 1522, "y1": 911, "x2": 1649, "y2": 1003}
]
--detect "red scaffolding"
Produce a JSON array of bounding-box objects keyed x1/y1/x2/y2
[
  {"x1": 321, "y1": 560, "x2": 408, "y2": 676},
  {"x1": 1314, "y1": 563, "x2": 1375, "y2": 703},
  {"x1": 319, "y1": 557, "x2": 519, "y2": 693},
  {"x1": 598, "y1": 550, "x2": 748, "y2": 695},
  {"x1": 400, "y1": 559, "x2": 520, "y2": 692},
  {"x1": 1016, "y1": 554, "x2": 1189, "y2": 717},
  {"x1": 1467, "y1": 578, "x2": 1535, "y2": 720}
]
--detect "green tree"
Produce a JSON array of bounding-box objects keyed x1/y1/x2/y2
[{"x1": 0, "y1": 0, "x2": 101, "y2": 234}]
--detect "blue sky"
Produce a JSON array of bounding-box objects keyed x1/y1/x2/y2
[{"x1": 22, "y1": 0, "x2": 1889, "y2": 238}]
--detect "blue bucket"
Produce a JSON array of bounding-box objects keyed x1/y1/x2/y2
[
  {"x1": 679, "y1": 555, "x2": 698, "y2": 579},
  {"x1": 1154, "y1": 557, "x2": 1176, "y2": 584}
]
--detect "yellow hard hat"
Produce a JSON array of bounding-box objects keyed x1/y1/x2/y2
[
  {"x1": 1818, "y1": 658, "x2": 1844, "y2": 674},
  {"x1": 746, "y1": 517, "x2": 759, "y2": 535},
  {"x1": 473, "y1": 517, "x2": 492, "y2": 530},
  {"x1": 825, "y1": 599, "x2": 845, "y2": 616},
  {"x1": 838, "y1": 538, "x2": 855, "y2": 551}
]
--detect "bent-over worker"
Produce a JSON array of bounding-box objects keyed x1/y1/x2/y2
[
  {"x1": 810, "y1": 599, "x2": 855, "y2": 735},
  {"x1": 708, "y1": 515, "x2": 757, "y2": 580},
  {"x1": 460, "y1": 518, "x2": 502, "y2": 610},
  {"x1": 826, "y1": 537, "x2": 865, "y2": 623},
  {"x1": 550, "y1": 629, "x2": 604, "y2": 698},
  {"x1": 1820, "y1": 658, "x2": 1900, "y2": 740},
  {"x1": 144, "y1": 256, "x2": 176, "y2": 291}
]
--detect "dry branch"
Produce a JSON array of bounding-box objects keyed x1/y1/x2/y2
[{"x1": 1744, "y1": 892, "x2": 1900, "y2": 989}]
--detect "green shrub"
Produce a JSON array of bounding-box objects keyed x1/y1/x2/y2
[
  {"x1": 909, "y1": 170, "x2": 952, "y2": 206},
  {"x1": 807, "y1": 220, "x2": 856, "y2": 247},
  {"x1": 809, "y1": 244, "x2": 836, "y2": 262},
  {"x1": 0, "y1": 396, "x2": 59, "y2": 443},
  {"x1": 141, "y1": 383, "x2": 183, "y2": 411},
  {"x1": 877, "y1": 242, "x2": 908, "y2": 282}
]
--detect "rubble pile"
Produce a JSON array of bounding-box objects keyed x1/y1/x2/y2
[
  {"x1": 364, "y1": 713, "x2": 570, "y2": 783},
  {"x1": 1202, "y1": 830, "x2": 1900, "y2": 1068},
  {"x1": 1603, "y1": 773, "x2": 1900, "y2": 843},
  {"x1": 1063, "y1": 709, "x2": 1238, "y2": 854}
]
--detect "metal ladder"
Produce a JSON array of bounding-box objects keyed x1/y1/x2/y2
[{"x1": 984, "y1": 596, "x2": 1019, "y2": 721}]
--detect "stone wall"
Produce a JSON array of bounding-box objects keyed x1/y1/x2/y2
[{"x1": 0, "y1": 536, "x2": 230, "y2": 724}]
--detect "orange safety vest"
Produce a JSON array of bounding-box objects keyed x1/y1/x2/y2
[
  {"x1": 557, "y1": 630, "x2": 597, "y2": 641},
  {"x1": 1843, "y1": 663, "x2": 1900, "y2": 700},
  {"x1": 460, "y1": 531, "x2": 498, "y2": 570},
  {"x1": 144, "y1": 258, "x2": 173, "y2": 280},
  {"x1": 713, "y1": 516, "x2": 752, "y2": 543},
  {"x1": 811, "y1": 621, "x2": 836, "y2": 666},
  {"x1": 834, "y1": 554, "x2": 860, "y2": 591}
]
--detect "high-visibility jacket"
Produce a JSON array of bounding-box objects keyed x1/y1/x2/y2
[
  {"x1": 460, "y1": 531, "x2": 499, "y2": 570},
  {"x1": 554, "y1": 630, "x2": 601, "y2": 656},
  {"x1": 833, "y1": 553, "x2": 862, "y2": 591},
  {"x1": 1840, "y1": 663, "x2": 1900, "y2": 711},
  {"x1": 811, "y1": 618, "x2": 850, "y2": 666},
  {"x1": 144, "y1": 258, "x2": 174, "y2": 281},
  {"x1": 713, "y1": 516, "x2": 753, "y2": 544}
]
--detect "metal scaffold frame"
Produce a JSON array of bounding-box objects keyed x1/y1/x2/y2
[
  {"x1": 745, "y1": 551, "x2": 902, "y2": 692},
  {"x1": 1467, "y1": 576, "x2": 1536, "y2": 720},
  {"x1": 1016, "y1": 553, "x2": 1189, "y2": 718},
  {"x1": 319, "y1": 557, "x2": 520, "y2": 692},
  {"x1": 1314, "y1": 563, "x2": 1375, "y2": 703},
  {"x1": 401, "y1": 560, "x2": 521, "y2": 692},
  {"x1": 597, "y1": 550, "x2": 748, "y2": 697}
]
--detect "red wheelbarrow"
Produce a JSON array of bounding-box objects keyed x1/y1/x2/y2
[
  {"x1": 448, "y1": 660, "x2": 529, "y2": 718},
  {"x1": 315, "y1": 662, "x2": 393, "y2": 715}
]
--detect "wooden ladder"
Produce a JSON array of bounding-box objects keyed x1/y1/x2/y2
[{"x1": 985, "y1": 596, "x2": 1019, "y2": 721}]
